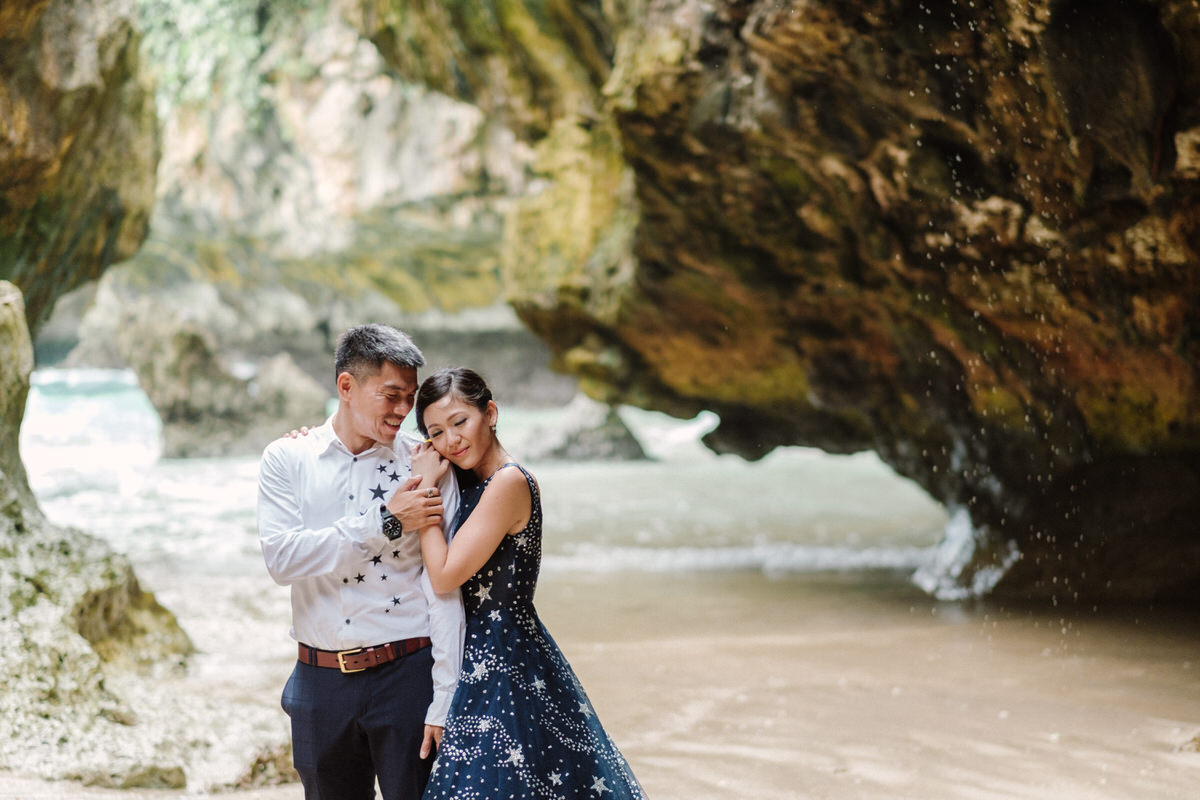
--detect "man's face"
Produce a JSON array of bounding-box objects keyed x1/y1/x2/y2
[{"x1": 344, "y1": 361, "x2": 419, "y2": 447}]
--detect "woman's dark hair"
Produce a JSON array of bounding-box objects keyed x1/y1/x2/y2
[{"x1": 416, "y1": 367, "x2": 493, "y2": 436}]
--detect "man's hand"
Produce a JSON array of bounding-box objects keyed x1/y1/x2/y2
[
  {"x1": 420, "y1": 724, "x2": 443, "y2": 759},
  {"x1": 386, "y1": 476, "x2": 444, "y2": 531}
]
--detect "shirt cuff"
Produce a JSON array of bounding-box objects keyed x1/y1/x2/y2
[{"x1": 425, "y1": 688, "x2": 454, "y2": 727}]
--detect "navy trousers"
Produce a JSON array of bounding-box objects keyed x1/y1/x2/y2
[{"x1": 281, "y1": 646, "x2": 435, "y2": 800}]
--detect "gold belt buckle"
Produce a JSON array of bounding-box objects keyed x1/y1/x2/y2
[{"x1": 337, "y1": 647, "x2": 365, "y2": 673}]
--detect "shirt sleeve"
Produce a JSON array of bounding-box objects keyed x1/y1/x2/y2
[
  {"x1": 257, "y1": 441, "x2": 390, "y2": 585},
  {"x1": 421, "y1": 566, "x2": 465, "y2": 726},
  {"x1": 423, "y1": 467, "x2": 465, "y2": 726}
]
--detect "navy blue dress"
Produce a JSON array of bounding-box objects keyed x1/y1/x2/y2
[{"x1": 423, "y1": 463, "x2": 646, "y2": 800}]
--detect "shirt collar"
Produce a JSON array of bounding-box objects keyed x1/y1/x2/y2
[{"x1": 311, "y1": 416, "x2": 392, "y2": 460}]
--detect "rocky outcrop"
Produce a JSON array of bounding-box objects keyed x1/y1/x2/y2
[
  {"x1": 0, "y1": 0, "x2": 157, "y2": 332},
  {"x1": 0, "y1": 282, "x2": 194, "y2": 785},
  {"x1": 110, "y1": 295, "x2": 330, "y2": 457},
  {"x1": 354, "y1": 0, "x2": 1200, "y2": 603},
  {"x1": 45, "y1": 0, "x2": 577, "y2": 418},
  {"x1": 521, "y1": 394, "x2": 648, "y2": 462}
]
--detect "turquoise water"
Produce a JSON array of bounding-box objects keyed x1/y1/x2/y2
[{"x1": 19, "y1": 368, "x2": 947, "y2": 582}]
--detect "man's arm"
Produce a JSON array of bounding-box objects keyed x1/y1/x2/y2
[
  {"x1": 257, "y1": 442, "x2": 390, "y2": 585},
  {"x1": 421, "y1": 465, "x2": 465, "y2": 727},
  {"x1": 420, "y1": 566, "x2": 465, "y2": 726}
]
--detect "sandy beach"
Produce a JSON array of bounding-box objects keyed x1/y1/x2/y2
[{"x1": 2, "y1": 569, "x2": 1197, "y2": 799}]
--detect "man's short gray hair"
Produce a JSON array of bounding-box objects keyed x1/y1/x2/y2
[{"x1": 334, "y1": 324, "x2": 425, "y2": 384}]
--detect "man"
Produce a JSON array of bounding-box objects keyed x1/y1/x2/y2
[{"x1": 257, "y1": 324, "x2": 465, "y2": 800}]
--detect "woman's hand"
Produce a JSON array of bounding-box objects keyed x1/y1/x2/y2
[{"x1": 411, "y1": 441, "x2": 449, "y2": 486}]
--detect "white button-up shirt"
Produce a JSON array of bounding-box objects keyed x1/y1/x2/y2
[{"x1": 257, "y1": 419, "x2": 465, "y2": 726}]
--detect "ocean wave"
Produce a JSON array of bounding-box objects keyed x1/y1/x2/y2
[{"x1": 543, "y1": 542, "x2": 933, "y2": 576}]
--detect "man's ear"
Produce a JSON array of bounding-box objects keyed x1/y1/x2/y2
[{"x1": 336, "y1": 371, "x2": 355, "y2": 401}]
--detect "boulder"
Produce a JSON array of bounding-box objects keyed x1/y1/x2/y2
[{"x1": 521, "y1": 394, "x2": 648, "y2": 462}]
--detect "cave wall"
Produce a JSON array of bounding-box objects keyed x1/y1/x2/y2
[
  {"x1": 352, "y1": 0, "x2": 1200, "y2": 601},
  {"x1": 0, "y1": 0, "x2": 158, "y2": 332}
]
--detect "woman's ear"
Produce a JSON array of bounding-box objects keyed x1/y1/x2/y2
[{"x1": 486, "y1": 400, "x2": 498, "y2": 429}]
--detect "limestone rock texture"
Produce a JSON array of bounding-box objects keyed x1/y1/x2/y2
[
  {"x1": 353, "y1": 0, "x2": 1200, "y2": 602},
  {"x1": 45, "y1": 1, "x2": 577, "y2": 416},
  {"x1": 0, "y1": 0, "x2": 158, "y2": 331},
  {"x1": 0, "y1": 282, "x2": 194, "y2": 786}
]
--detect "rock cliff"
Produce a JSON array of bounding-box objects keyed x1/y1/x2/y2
[
  {"x1": 0, "y1": 0, "x2": 157, "y2": 331},
  {"x1": 352, "y1": 0, "x2": 1200, "y2": 602}
]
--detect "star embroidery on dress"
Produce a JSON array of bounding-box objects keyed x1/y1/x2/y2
[
  {"x1": 479, "y1": 718, "x2": 494, "y2": 732},
  {"x1": 578, "y1": 701, "x2": 594, "y2": 718},
  {"x1": 504, "y1": 745, "x2": 524, "y2": 766},
  {"x1": 474, "y1": 582, "x2": 492, "y2": 602},
  {"x1": 590, "y1": 777, "x2": 610, "y2": 795},
  {"x1": 370, "y1": 484, "x2": 386, "y2": 500},
  {"x1": 548, "y1": 771, "x2": 563, "y2": 786},
  {"x1": 532, "y1": 677, "x2": 546, "y2": 692},
  {"x1": 489, "y1": 610, "x2": 501, "y2": 621},
  {"x1": 371, "y1": 554, "x2": 383, "y2": 565},
  {"x1": 468, "y1": 661, "x2": 489, "y2": 680},
  {"x1": 514, "y1": 533, "x2": 528, "y2": 548}
]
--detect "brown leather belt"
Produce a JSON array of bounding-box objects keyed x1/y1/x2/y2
[{"x1": 297, "y1": 637, "x2": 432, "y2": 674}]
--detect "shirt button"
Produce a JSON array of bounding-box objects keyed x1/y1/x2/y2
[
  {"x1": 349, "y1": 494, "x2": 354, "y2": 500},
  {"x1": 343, "y1": 578, "x2": 348, "y2": 584},
  {"x1": 345, "y1": 619, "x2": 351, "y2": 625}
]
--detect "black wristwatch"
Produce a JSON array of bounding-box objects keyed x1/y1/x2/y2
[{"x1": 381, "y1": 505, "x2": 403, "y2": 541}]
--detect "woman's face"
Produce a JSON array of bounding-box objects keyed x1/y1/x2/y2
[{"x1": 422, "y1": 393, "x2": 497, "y2": 472}]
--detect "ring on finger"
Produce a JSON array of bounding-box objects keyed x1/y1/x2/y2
[{"x1": 426, "y1": 487, "x2": 435, "y2": 498}]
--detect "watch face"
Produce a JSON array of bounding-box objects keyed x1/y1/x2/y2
[{"x1": 382, "y1": 509, "x2": 403, "y2": 540}]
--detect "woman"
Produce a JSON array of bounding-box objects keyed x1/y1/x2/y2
[{"x1": 410, "y1": 367, "x2": 646, "y2": 800}]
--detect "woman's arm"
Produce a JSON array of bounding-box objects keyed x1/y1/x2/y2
[{"x1": 414, "y1": 467, "x2": 530, "y2": 594}]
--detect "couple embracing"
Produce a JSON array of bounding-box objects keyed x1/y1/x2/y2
[{"x1": 257, "y1": 324, "x2": 646, "y2": 799}]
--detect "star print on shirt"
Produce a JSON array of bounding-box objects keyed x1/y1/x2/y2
[
  {"x1": 371, "y1": 554, "x2": 383, "y2": 565},
  {"x1": 388, "y1": 470, "x2": 401, "y2": 482},
  {"x1": 370, "y1": 484, "x2": 386, "y2": 500},
  {"x1": 355, "y1": 573, "x2": 365, "y2": 583},
  {"x1": 377, "y1": 465, "x2": 387, "y2": 474},
  {"x1": 392, "y1": 596, "x2": 402, "y2": 606}
]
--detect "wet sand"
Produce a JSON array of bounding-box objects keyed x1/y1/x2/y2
[{"x1": 2, "y1": 570, "x2": 1198, "y2": 799}]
